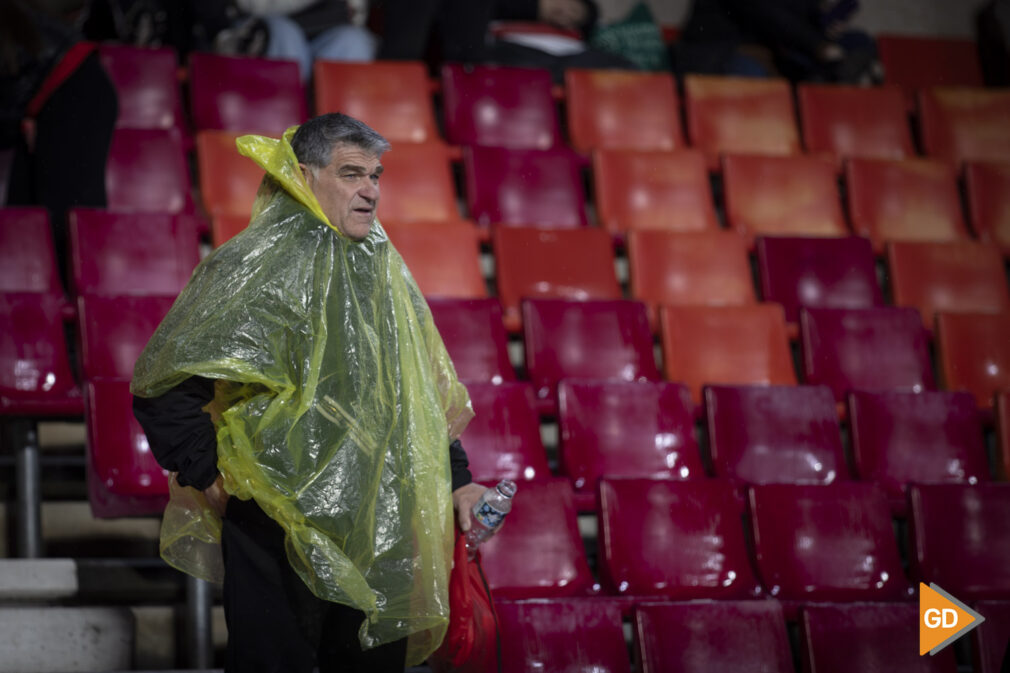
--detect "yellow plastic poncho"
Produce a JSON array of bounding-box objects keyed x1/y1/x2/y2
[{"x1": 130, "y1": 127, "x2": 473, "y2": 664}]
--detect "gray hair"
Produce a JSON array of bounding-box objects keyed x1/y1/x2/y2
[{"x1": 291, "y1": 113, "x2": 391, "y2": 168}]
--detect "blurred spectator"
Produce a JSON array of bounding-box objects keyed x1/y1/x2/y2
[{"x1": 977, "y1": 0, "x2": 1010, "y2": 86}]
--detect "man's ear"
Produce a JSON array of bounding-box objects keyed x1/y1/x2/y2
[{"x1": 298, "y1": 163, "x2": 313, "y2": 186}]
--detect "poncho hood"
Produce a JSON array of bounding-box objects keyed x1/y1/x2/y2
[{"x1": 131, "y1": 127, "x2": 473, "y2": 664}]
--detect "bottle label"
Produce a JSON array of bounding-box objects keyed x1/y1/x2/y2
[{"x1": 473, "y1": 502, "x2": 505, "y2": 529}]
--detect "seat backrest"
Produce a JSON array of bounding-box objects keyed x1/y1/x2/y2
[
  {"x1": 887, "y1": 240, "x2": 1010, "y2": 330},
  {"x1": 494, "y1": 226, "x2": 620, "y2": 331},
  {"x1": 936, "y1": 311, "x2": 1010, "y2": 410},
  {"x1": 909, "y1": 483, "x2": 1010, "y2": 601},
  {"x1": 196, "y1": 130, "x2": 265, "y2": 219},
  {"x1": 797, "y1": 83, "x2": 914, "y2": 163},
  {"x1": 684, "y1": 75, "x2": 801, "y2": 169},
  {"x1": 479, "y1": 479, "x2": 598, "y2": 599},
  {"x1": 76, "y1": 294, "x2": 176, "y2": 380},
  {"x1": 998, "y1": 392, "x2": 1010, "y2": 481},
  {"x1": 68, "y1": 209, "x2": 200, "y2": 297},
  {"x1": 755, "y1": 236, "x2": 882, "y2": 325},
  {"x1": 374, "y1": 141, "x2": 460, "y2": 224},
  {"x1": 660, "y1": 304, "x2": 796, "y2": 407},
  {"x1": 106, "y1": 128, "x2": 192, "y2": 214},
  {"x1": 918, "y1": 87, "x2": 1010, "y2": 167},
  {"x1": 558, "y1": 380, "x2": 703, "y2": 505},
  {"x1": 965, "y1": 160, "x2": 1010, "y2": 254},
  {"x1": 705, "y1": 384, "x2": 847, "y2": 485},
  {"x1": 441, "y1": 63, "x2": 561, "y2": 149},
  {"x1": 383, "y1": 221, "x2": 485, "y2": 299},
  {"x1": 800, "y1": 306, "x2": 935, "y2": 402},
  {"x1": 523, "y1": 299, "x2": 659, "y2": 408},
  {"x1": 635, "y1": 601, "x2": 793, "y2": 673},
  {"x1": 427, "y1": 298, "x2": 515, "y2": 383},
  {"x1": 592, "y1": 149, "x2": 718, "y2": 237},
  {"x1": 878, "y1": 34, "x2": 984, "y2": 104},
  {"x1": 722, "y1": 153, "x2": 847, "y2": 242},
  {"x1": 848, "y1": 390, "x2": 989, "y2": 514},
  {"x1": 463, "y1": 146, "x2": 588, "y2": 229},
  {"x1": 598, "y1": 478, "x2": 762, "y2": 599},
  {"x1": 801, "y1": 603, "x2": 958, "y2": 673},
  {"x1": 973, "y1": 601, "x2": 1010, "y2": 673},
  {"x1": 564, "y1": 68, "x2": 682, "y2": 154},
  {"x1": 748, "y1": 483, "x2": 912, "y2": 602},
  {"x1": 0, "y1": 208, "x2": 63, "y2": 294},
  {"x1": 497, "y1": 599, "x2": 629, "y2": 673},
  {"x1": 313, "y1": 60, "x2": 438, "y2": 143},
  {"x1": 99, "y1": 44, "x2": 186, "y2": 133},
  {"x1": 188, "y1": 51, "x2": 306, "y2": 134},
  {"x1": 458, "y1": 381, "x2": 550, "y2": 483},
  {"x1": 211, "y1": 213, "x2": 250, "y2": 247}
]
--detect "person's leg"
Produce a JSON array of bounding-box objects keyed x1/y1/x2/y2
[
  {"x1": 260, "y1": 14, "x2": 313, "y2": 80},
  {"x1": 376, "y1": 0, "x2": 441, "y2": 60},
  {"x1": 310, "y1": 24, "x2": 377, "y2": 63},
  {"x1": 316, "y1": 602, "x2": 407, "y2": 673}
]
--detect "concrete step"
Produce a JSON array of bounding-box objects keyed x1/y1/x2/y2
[
  {"x1": 0, "y1": 606, "x2": 134, "y2": 673},
  {"x1": 0, "y1": 559, "x2": 77, "y2": 602}
]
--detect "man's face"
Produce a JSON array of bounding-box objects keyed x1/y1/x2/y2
[{"x1": 301, "y1": 143, "x2": 383, "y2": 240}]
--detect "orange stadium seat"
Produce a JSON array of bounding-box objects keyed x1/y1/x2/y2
[
  {"x1": 564, "y1": 69, "x2": 683, "y2": 154},
  {"x1": 919, "y1": 87, "x2": 1010, "y2": 166},
  {"x1": 427, "y1": 298, "x2": 515, "y2": 384},
  {"x1": 106, "y1": 128, "x2": 193, "y2": 214},
  {"x1": 878, "y1": 34, "x2": 984, "y2": 107},
  {"x1": 196, "y1": 130, "x2": 265, "y2": 219},
  {"x1": 374, "y1": 141, "x2": 461, "y2": 224},
  {"x1": 965, "y1": 160, "x2": 1010, "y2": 254},
  {"x1": 211, "y1": 213, "x2": 250, "y2": 247},
  {"x1": 382, "y1": 220, "x2": 485, "y2": 299},
  {"x1": 936, "y1": 311, "x2": 1010, "y2": 410}
]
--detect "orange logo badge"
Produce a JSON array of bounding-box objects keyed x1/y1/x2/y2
[{"x1": 919, "y1": 582, "x2": 985, "y2": 656}]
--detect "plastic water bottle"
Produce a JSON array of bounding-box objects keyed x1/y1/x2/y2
[{"x1": 464, "y1": 479, "x2": 517, "y2": 558}]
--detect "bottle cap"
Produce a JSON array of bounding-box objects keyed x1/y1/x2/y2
[{"x1": 496, "y1": 479, "x2": 517, "y2": 498}]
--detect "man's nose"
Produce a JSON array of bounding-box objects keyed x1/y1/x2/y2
[{"x1": 359, "y1": 181, "x2": 379, "y2": 201}]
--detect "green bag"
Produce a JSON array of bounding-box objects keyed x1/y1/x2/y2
[{"x1": 590, "y1": 1, "x2": 671, "y2": 72}]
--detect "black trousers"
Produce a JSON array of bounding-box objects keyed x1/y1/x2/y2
[{"x1": 221, "y1": 498, "x2": 407, "y2": 673}]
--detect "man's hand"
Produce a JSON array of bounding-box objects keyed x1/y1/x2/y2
[
  {"x1": 539, "y1": 0, "x2": 588, "y2": 30},
  {"x1": 204, "y1": 474, "x2": 230, "y2": 518},
  {"x1": 452, "y1": 482, "x2": 487, "y2": 532}
]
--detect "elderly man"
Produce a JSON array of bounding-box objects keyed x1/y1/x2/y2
[{"x1": 132, "y1": 113, "x2": 484, "y2": 672}]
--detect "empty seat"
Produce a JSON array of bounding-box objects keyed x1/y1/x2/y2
[
  {"x1": 965, "y1": 160, "x2": 1010, "y2": 255},
  {"x1": 106, "y1": 128, "x2": 193, "y2": 214},
  {"x1": 463, "y1": 146, "x2": 588, "y2": 229},
  {"x1": 909, "y1": 483, "x2": 1010, "y2": 600},
  {"x1": 494, "y1": 226, "x2": 620, "y2": 331},
  {"x1": 496, "y1": 599, "x2": 628, "y2": 673},
  {"x1": 878, "y1": 34, "x2": 984, "y2": 107},
  {"x1": 374, "y1": 142, "x2": 461, "y2": 224},
  {"x1": 797, "y1": 84, "x2": 915, "y2": 164},
  {"x1": 756, "y1": 236, "x2": 882, "y2": 328},
  {"x1": 635, "y1": 600, "x2": 793, "y2": 673},
  {"x1": 85, "y1": 379, "x2": 169, "y2": 518},
  {"x1": 441, "y1": 63, "x2": 561, "y2": 150},
  {"x1": 76, "y1": 294, "x2": 176, "y2": 381},
  {"x1": 564, "y1": 69, "x2": 682, "y2": 154},
  {"x1": 748, "y1": 483, "x2": 912, "y2": 603},
  {"x1": 974, "y1": 601, "x2": 1010, "y2": 673},
  {"x1": 98, "y1": 44, "x2": 186, "y2": 134},
  {"x1": 313, "y1": 60, "x2": 438, "y2": 143},
  {"x1": 196, "y1": 130, "x2": 265, "y2": 219},
  {"x1": 427, "y1": 298, "x2": 515, "y2": 384},
  {"x1": 0, "y1": 208, "x2": 63, "y2": 295},
  {"x1": 558, "y1": 380, "x2": 703, "y2": 511},
  {"x1": 936, "y1": 311, "x2": 1010, "y2": 410},
  {"x1": 800, "y1": 307, "x2": 935, "y2": 403},
  {"x1": 383, "y1": 221, "x2": 485, "y2": 299},
  {"x1": 597, "y1": 478, "x2": 762, "y2": 599},
  {"x1": 684, "y1": 75, "x2": 801, "y2": 169},
  {"x1": 849, "y1": 390, "x2": 989, "y2": 515},
  {"x1": 457, "y1": 382, "x2": 550, "y2": 483},
  {"x1": 660, "y1": 304, "x2": 796, "y2": 407},
  {"x1": 479, "y1": 479, "x2": 598, "y2": 599},
  {"x1": 592, "y1": 149, "x2": 719, "y2": 237},
  {"x1": 210, "y1": 213, "x2": 250, "y2": 247},
  {"x1": 722, "y1": 153, "x2": 848, "y2": 243},
  {"x1": 705, "y1": 384, "x2": 847, "y2": 485},
  {"x1": 887, "y1": 240, "x2": 1010, "y2": 330},
  {"x1": 919, "y1": 87, "x2": 1010, "y2": 166},
  {"x1": 68, "y1": 209, "x2": 200, "y2": 297},
  {"x1": 188, "y1": 52, "x2": 306, "y2": 134},
  {"x1": 523, "y1": 299, "x2": 659, "y2": 413},
  {"x1": 846, "y1": 157, "x2": 968, "y2": 252},
  {"x1": 800, "y1": 603, "x2": 958, "y2": 673}
]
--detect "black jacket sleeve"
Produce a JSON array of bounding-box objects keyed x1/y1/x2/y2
[{"x1": 449, "y1": 438, "x2": 473, "y2": 492}]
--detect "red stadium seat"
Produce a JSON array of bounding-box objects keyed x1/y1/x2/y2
[
  {"x1": 210, "y1": 213, "x2": 250, "y2": 247},
  {"x1": 479, "y1": 479, "x2": 598, "y2": 599},
  {"x1": 974, "y1": 601, "x2": 1010, "y2": 673},
  {"x1": 493, "y1": 226, "x2": 620, "y2": 332},
  {"x1": 564, "y1": 69, "x2": 682, "y2": 154},
  {"x1": 375, "y1": 142, "x2": 461, "y2": 225},
  {"x1": 592, "y1": 149, "x2": 719, "y2": 238},
  {"x1": 886, "y1": 240, "x2": 1010, "y2": 330},
  {"x1": 458, "y1": 382, "x2": 550, "y2": 483},
  {"x1": 722, "y1": 153, "x2": 848, "y2": 244},
  {"x1": 597, "y1": 478, "x2": 763, "y2": 599},
  {"x1": 557, "y1": 380, "x2": 703, "y2": 511},
  {"x1": 0, "y1": 208, "x2": 64, "y2": 295},
  {"x1": 427, "y1": 298, "x2": 515, "y2": 384},
  {"x1": 878, "y1": 34, "x2": 984, "y2": 107},
  {"x1": 98, "y1": 44, "x2": 187, "y2": 135},
  {"x1": 919, "y1": 87, "x2": 1010, "y2": 166},
  {"x1": 848, "y1": 390, "x2": 989, "y2": 516},
  {"x1": 635, "y1": 601, "x2": 793, "y2": 673},
  {"x1": 68, "y1": 209, "x2": 200, "y2": 297},
  {"x1": 748, "y1": 483, "x2": 912, "y2": 604},
  {"x1": 936, "y1": 311, "x2": 1010, "y2": 410},
  {"x1": 441, "y1": 63, "x2": 561, "y2": 150},
  {"x1": 463, "y1": 146, "x2": 589, "y2": 229},
  {"x1": 106, "y1": 128, "x2": 193, "y2": 214},
  {"x1": 383, "y1": 221, "x2": 485, "y2": 299},
  {"x1": 965, "y1": 160, "x2": 1010, "y2": 255},
  {"x1": 196, "y1": 130, "x2": 264, "y2": 219},
  {"x1": 659, "y1": 304, "x2": 796, "y2": 407},
  {"x1": 909, "y1": 483, "x2": 1010, "y2": 600},
  {"x1": 705, "y1": 384, "x2": 847, "y2": 485},
  {"x1": 800, "y1": 307, "x2": 935, "y2": 403},
  {"x1": 188, "y1": 52, "x2": 306, "y2": 134},
  {"x1": 313, "y1": 60, "x2": 438, "y2": 143},
  {"x1": 76, "y1": 294, "x2": 176, "y2": 381}
]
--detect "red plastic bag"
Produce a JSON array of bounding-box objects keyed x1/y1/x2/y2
[{"x1": 429, "y1": 531, "x2": 501, "y2": 673}]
